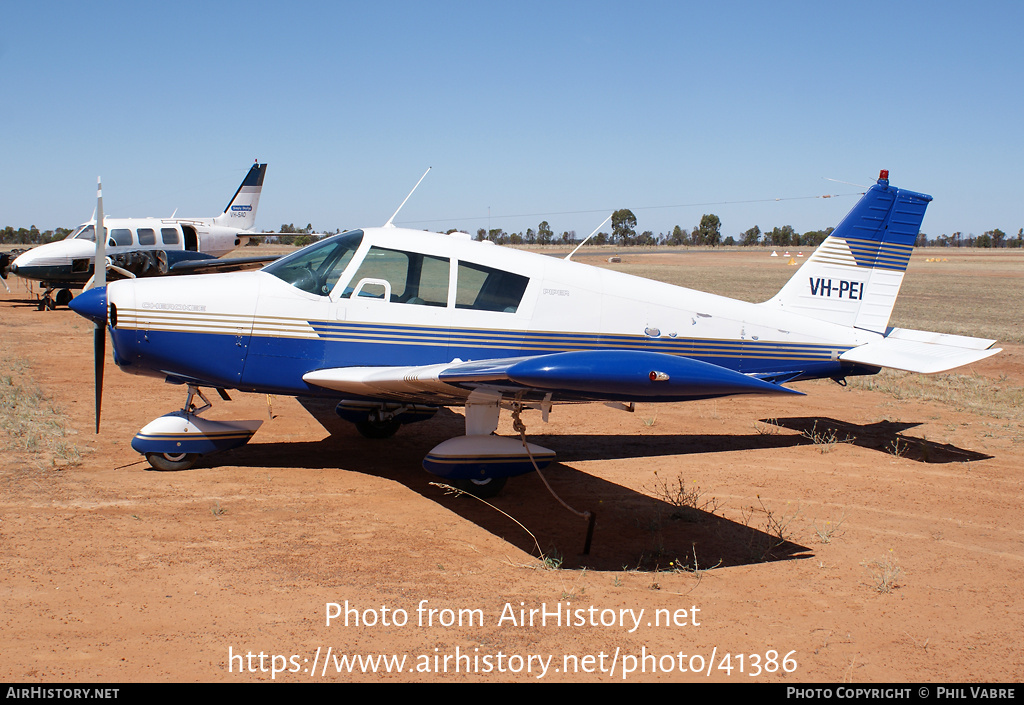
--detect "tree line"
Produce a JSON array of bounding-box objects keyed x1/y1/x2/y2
[
  {"x1": 4, "y1": 216, "x2": 1023, "y2": 249},
  {"x1": 1, "y1": 226, "x2": 73, "y2": 245},
  {"x1": 469, "y1": 209, "x2": 1024, "y2": 249}
]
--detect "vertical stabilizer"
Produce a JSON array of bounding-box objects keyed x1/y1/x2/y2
[
  {"x1": 768, "y1": 171, "x2": 932, "y2": 333},
  {"x1": 213, "y1": 162, "x2": 267, "y2": 230}
]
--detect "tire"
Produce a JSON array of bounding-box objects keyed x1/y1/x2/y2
[
  {"x1": 354, "y1": 418, "x2": 402, "y2": 439},
  {"x1": 55, "y1": 289, "x2": 73, "y2": 307},
  {"x1": 453, "y1": 476, "x2": 508, "y2": 499},
  {"x1": 146, "y1": 452, "x2": 199, "y2": 471}
]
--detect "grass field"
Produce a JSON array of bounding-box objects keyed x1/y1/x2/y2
[
  {"x1": 572, "y1": 247, "x2": 1024, "y2": 344},
  {"x1": 574, "y1": 247, "x2": 1024, "y2": 423}
]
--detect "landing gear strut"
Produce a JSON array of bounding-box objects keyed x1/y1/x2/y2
[
  {"x1": 37, "y1": 287, "x2": 73, "y2": 310},
  {"x1": 421, "y1": 389, "x2": 555, "y2": 498},
  {"x1": 335, "y1": 400, "x2": 438, "y2": 439},
  {"x1": 132, "y1": 386, "x2": 263, "y2": 471}
]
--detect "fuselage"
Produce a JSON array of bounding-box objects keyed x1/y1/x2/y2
[
  {"x1": 9, "y1": 217, "x2": 251, "y2": 288},
  {"x1": 95, "y1": 226, "x2": 883, "y2": 403}
]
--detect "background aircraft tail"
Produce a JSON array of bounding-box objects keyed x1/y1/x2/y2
[
  {"x1": 767, "y1": 171, "x2": 932, "y2": 334},
  {"x1": 213, "y1": 162, "x2": 267, "y2": 230}
]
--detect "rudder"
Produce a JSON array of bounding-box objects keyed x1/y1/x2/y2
[
  {"x1": 768, "y1": 170, "x2": 932, "y2": 333},
  {"x1": 213, "y1": 161, "x2": 267, "y2": 230}
]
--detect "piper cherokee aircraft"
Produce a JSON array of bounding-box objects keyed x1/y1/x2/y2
[
  {"x1": 69, "y1": 170, "x2": 1000, "y2": 497},
  {"x1": 7, "y1": 161, "x2": 273, "y2": 309}
]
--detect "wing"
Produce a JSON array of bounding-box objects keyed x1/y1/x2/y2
[
  {"x1": 168, "y1": 254, "x2": 280, "y2": 274},
  {"x1": 302, "y1": 349, "x2": 803, "y2": 405},
  {"x1": 104, "y1": 250, "x2": 280, "y2": 279}
]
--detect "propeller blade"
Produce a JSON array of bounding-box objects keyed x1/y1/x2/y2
[
  {"x1": 94, "y1": 323, "x2": 105, "y2": 433},
  {"x1": 94, "y1": 177, "x2": 106, "y2": 432},
  {"x1": 95, "y1": 177, "x2": 106, "y2": 290}
]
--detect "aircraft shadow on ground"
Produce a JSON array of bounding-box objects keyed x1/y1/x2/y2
[
  {"x1": 218, "y1": 434, "x2": 813, "y2": 572},
  {"x1": 207, "y1": 401, "x2": 817, "y2": 571},
  {"x1": 211, "y1": 402, "x2": 991, "y2": 570},
  {"x1": 1, "y1": 297, "x2": 49, "y2": 310},
  {"x1": 764, "y1": 417, "x2": 993, "y2": 463}
]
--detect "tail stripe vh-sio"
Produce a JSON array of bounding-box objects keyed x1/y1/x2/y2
[
  {"x1": 212, "y1": 162, "x2": 267, "y2": 230},
  {"x1": 770, "y1": 172, "x2": 932, "y2": 333}
]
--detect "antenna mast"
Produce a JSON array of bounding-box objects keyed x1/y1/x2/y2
[{"x1": 384, "y1": 167, "x2": 431, "y2": 228}]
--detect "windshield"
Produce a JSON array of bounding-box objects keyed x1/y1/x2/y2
[
  {"x1": 68, "y1": 224, "x2": 96, "y2": 241},
  {"x1": 263, "y1": 230, "x2": 364, "y2": 296}
]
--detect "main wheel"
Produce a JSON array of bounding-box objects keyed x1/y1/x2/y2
[
  {"x1": 354, "y1": 418, "x2": 402, "y2": 439},
  {"x1": 146, "y1": 452, "x2": 199, "y2": 471},
  {"x1": 453, "y1": 476, "x2": 508, "y2": 499},
  {"x1": 55, "y1": 289, "x2": 73, "y2": 307}
]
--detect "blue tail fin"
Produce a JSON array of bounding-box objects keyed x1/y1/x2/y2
[
  {"x1": 769, "y1": 171, "x2": 932, "y2": 333},
  {"x1": 213, "y1": 162, "x2": 267, "y2": 230}
]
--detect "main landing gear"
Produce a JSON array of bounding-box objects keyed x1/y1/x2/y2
[
  {"x1": 131, "y1": 386, "x2": 263, "y2": 471},
  {"x1": 38, "y1": 288, "x2": 74, "y2": 310},
  {"x1": 422, "y1": 390, "x2": 596, "y2": 553},
  {"x1": 421, "y1": 390, "x2": 556, "y2": 498},
  {"x1": 407, "y1": 389, "x2": 560, "y2": 498},
  {"x1": 335, "y1": 400, "x2": 438, "y2": 439},
  {"x1": 336, "y1": 391, "x2": 556, "y2": 498}
]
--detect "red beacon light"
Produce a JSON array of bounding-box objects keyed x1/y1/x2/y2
[{"x1": 879, "y1": 169, "x2": 890, "y2": 180}]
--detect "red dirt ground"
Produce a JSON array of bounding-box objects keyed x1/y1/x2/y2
[{"x1": 1, "y1": 285, "x2": 1021, "y2": 683}]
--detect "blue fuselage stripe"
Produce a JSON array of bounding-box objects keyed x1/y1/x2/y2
[{"x1": 110, "y1": 316, "x2": 849, "y2": 398}]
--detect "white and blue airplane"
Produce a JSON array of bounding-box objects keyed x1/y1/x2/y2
[
  {"x1": 7, "y1": 162, "x2": 272, "y2": 308},
  {"x1": 69, "y1": 170, "x2": 1000, "y2": 496}
]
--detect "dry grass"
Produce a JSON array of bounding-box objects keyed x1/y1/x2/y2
[
  {"x1": 848, "y1": 369, "x2": 1024, "y2": 422},
  {"x1": 863, "y1": 551, "x2": 903, "y2": 593},
  {"x1": 0, "y1": 355, "x2": 82, "y2": 469},
  {"x1": 591, "y1": 248, "x2": 1024, "y2": 342},
  {"x1": 590, "y1": 249, "x2": 1024, "y2": 423},
  {"x1": 891, "y1": 255, "x2": 1024, "y2": 344}
]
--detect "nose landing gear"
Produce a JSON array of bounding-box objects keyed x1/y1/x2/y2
[{"x1": 132, "y1": 386, "x2": 263, "y2": 471}]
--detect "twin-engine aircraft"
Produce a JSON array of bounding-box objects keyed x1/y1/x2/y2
[
  {"x1": 69, "y1": 171, "x2": 1000, "y2": 497},
  {"x1": 7, "y1": 162, "x2": 272, "y2": 309}
]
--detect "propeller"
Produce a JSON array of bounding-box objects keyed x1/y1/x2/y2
[
  {"x1": 92, "y1": 177, "x2": 106, "y2": 433},
  {"x1": 69, "y1": 177, "x2": 134, "y2": 432}
]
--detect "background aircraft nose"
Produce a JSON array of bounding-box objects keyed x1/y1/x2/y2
[{"x1": 68, "y1": 287, "x2": 107, "y2": 324}]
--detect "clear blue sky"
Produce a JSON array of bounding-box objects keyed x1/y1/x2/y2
[{"x1": 3, "y1": 1, "x2": 1022, "y2": 240}]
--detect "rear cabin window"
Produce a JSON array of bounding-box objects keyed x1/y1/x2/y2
[
  {"x1": 341, "y1": 246, "x2": 450, "y2": 306},
  {"x1": 137, "y1": 228, "x2": 156, "y2": 246},
  {"x1": 455, "y1": 261, "x2": 529, "y2": 313},
  {"x1": 161, "y1": 228, "x2": 179, "y2": 245}
]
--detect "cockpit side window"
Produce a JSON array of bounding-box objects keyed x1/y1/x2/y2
[
  {"x1": 340, "y1": 246, "x2": 450, "y2": 306},
  {"x1": 263, "y1": 230, "x2": 365, "y2": 296},
  {"x1": 111, "y1": 229, "x2": 133, "y2": 246},
  {"x1": 455, "y1": 261, "x2": 529, "y2": 313}
]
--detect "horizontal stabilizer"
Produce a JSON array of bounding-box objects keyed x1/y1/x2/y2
[{"x1": 840, "y1": 328, "x2": 1000, "y2": 374}]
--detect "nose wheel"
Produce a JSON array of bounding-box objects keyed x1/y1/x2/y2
[
  {"x1": 452, "y1": 476, "x2": 507, "y2": 499},
  {"x1": 145, "y1": 452, "x2": 199, "y2": 471},
  {"x1": 132, "y1": 386, "x2": 263, "y2": 470}
]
